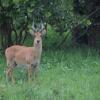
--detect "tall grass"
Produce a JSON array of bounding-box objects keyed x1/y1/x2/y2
[{"x1": 0, "y1": 47, "x2": 100, "y2": 100}]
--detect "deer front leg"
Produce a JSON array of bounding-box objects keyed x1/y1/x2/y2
[{"x1": 33, "y1": 64, "x2": 39, "y2": 81}]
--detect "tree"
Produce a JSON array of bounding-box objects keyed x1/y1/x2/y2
[
  {"x1": 0, "y1": 0, "x2": 33, "y2": 49},
  {"x1": 0, "y1": 0, "x2": 84, "y2": 50},
  {"x1": 74, "y1": 0, "x2": 100, "y2": 23},
  {"x1": 73, "y1": 0, "x2": 100, "y2": 47}
]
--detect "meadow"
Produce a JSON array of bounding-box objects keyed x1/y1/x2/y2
[{"x1": 0, "y1": 47, "x2": 100, "y2": 100}]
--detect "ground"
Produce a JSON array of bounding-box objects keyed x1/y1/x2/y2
[{"x1": 0, "y1": 47, "x2": 100, "y2": 100}]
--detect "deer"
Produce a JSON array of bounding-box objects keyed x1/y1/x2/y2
[{"x1": 5, "y1": 21, "x2": 46, "y2": 82}]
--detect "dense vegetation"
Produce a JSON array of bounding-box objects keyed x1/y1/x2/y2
[{"x1": 0, "y1": 47, "x2": 100, "y2": 100}]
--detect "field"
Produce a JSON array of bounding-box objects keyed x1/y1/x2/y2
[{"x1": 0, "y1": 47, "x2": 100, "y2": 100}]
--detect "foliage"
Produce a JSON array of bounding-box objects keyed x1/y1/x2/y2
[
  {"x1": 73, "y1": 0, "x2": 100, "y2": 23},
  {"x1": 73, "y1": 0, "x2": 100, "y2": 46},
  {"x1": 0, "y1": 0, "x2": 34, "y2": 49},
  {"x1": 0, "y1": 0, "x2": 86, "y2": 49}
]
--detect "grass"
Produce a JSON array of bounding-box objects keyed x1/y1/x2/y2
[{"x1": 0, "y1": 47, "x2": 100, "y2": 100}]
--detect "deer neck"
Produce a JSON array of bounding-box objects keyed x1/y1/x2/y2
[{"x1": 33, "y1": 42, "x2": 42, "y2": 58}]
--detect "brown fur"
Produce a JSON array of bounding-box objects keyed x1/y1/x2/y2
[{"x1": 5, "y1": 32, "x2": 43, "y2": 82}]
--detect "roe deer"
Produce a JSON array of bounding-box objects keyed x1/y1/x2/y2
[{"x1": 5, "y1": 21, "x2": 46, "y2": 82}]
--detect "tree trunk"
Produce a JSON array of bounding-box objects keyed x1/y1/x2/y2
[{"x1": 0, "y1": 18, "x2": 12, "y2": 49}]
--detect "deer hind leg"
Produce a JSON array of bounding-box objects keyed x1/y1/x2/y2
[
  {"x1": 6, "y1": 60, "x2": 16, "y2": 83},
  {"x1": 6, "y1": 67, "x2": 13, "y2": 82}
]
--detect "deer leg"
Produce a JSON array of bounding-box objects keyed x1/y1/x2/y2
[
  {"x1": 6, "y1": 67, "x2": 11, "y2": 80},
  {"x1": 11, "y1": 68, "x2": 15, "y2": 83},
  {"x1": 6, "y1": 67, "x2": 15, "y2": 83},
  {"x1": 28, "y1": 65, "x2": 32, "y2": 82},
  {"x1": 33, "y1": 64, "x2": 39, "y2": 81},
  {"x1": 6, "y1": 60, "x2": 16, "y2": 83}
]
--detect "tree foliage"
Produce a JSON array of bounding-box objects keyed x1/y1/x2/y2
[
  {"x1": 74, "y1": 0, "x2": 100, "y2": 23},
  {"x1": 73, "y1": 0, "x2": 100, "y2": 46},
  {"x1": 0, "y1": 0, "x2": 86, "y2": 49},
  {"x1": 0, "y1": 0, "x2": 34, "y2": 49}
]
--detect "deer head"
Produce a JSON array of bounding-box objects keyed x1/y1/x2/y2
[
  {"x1": 30, "y1": 21, "x2": 46, "y2": 48},
  {"x1": 31, "y1": 21, "x2": 46, "y2": 36}
]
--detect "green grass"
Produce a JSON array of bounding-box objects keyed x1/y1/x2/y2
[{"x1": 0, "y1": 47, "x2": 100, "y2": 100}]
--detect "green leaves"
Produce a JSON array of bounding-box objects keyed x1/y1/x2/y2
[{"x1": 0, "y1": 0, "x2": 94, "y2": 49}]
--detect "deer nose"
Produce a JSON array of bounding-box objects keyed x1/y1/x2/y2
[{"x1": 37, "y1": 40, "x2": 40, "y2": 43}]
